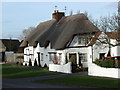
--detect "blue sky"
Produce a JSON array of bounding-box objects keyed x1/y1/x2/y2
[{"x1": 1, "y1": 2, "x2": 117, "y2": 39}]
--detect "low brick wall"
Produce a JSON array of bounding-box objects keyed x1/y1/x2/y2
[
  {"x1": 49, "y1": 62, "x2": 72, "y2": 73},
  {"x1": 88, "y1": 63, "x2": 120, "y2": 78}
]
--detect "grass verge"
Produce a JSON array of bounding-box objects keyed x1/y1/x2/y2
[
  {"x1": 36, "y1": 75, "x2": 120, "y2": 88},
  {"x1": 2, "y1": 64, "x2": 60, "y2": 78}
]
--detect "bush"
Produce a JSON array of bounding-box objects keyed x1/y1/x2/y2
[
  {"x1": 108, "y1": 59, "x2": 115, "y2": 68},
  {"x1": 94, "y1": 58, "x2": 119, "y2": 68},
  {"x1": 29, "y1": 59, "x2": 32, "y2": 66},
  {"x1": 93, "y1": 59, "x2": 102, "y2": 66},
  {"x1": 34, "y1": 59, "x2": 37, "y2": 66},
  {"x1": 69, "y1": 55, "x2": 76, "y2": 65},
  {"x1": 114, "y1": 61, "x2": 120, "y2": 68},
  {"x1": 101, "y1": 60, "x2": 109, "y2": 68}
]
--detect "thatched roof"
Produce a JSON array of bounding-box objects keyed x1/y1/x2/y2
[
  {"x1": 0, "y1": 39, "x2": 20, "y2": 52},
  {"x1": 20, "y1": 13, "x2": 100, "y2": 49}
]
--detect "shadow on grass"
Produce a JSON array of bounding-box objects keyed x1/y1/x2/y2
[{"x1": 2, "y1": 64, "x2": 61, "y2": 78}]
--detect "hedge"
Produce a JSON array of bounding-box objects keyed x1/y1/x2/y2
[{"x1": 93, "y1": 59, "x2": 120, "y2": 68}]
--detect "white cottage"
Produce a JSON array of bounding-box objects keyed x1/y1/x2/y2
[{"x1": 20, "y1": 10, "x2": 120, "y2": 73}]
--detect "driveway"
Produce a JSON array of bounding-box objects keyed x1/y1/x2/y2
[{"x1": 2, "y1": 72, "x2": 91, "y2": 89}]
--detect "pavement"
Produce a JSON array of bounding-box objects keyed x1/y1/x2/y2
[{"x1": 1, "y1": 72, "x2": 91, "y2": 89}]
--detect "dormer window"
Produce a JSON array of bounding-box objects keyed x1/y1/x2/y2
[{"x1": 78, "y1": 36, "x2": 89, "y2": 46}]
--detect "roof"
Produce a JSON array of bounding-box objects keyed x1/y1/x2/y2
[
  {"x1": 88, "y1": 32, "x2": 102, "y2": 46},
  {"x1": 105, "y1": 32, "x2": 120, "y2": 39},
  {"x1": 20, "y1": 13, "x2": 100, "y2": 49},
  {"x1": 0, "y1": 39, "x2": 21, "y2": 52},
  {"x1": 20, "y1": 19, "x2": 56, "y2": 47},
  {"x1": 88, "y1": 31, "x2": 120, "y2": 46},
  {"x1": 0, "y1": 40, "x2": 6, "y2": 52}
]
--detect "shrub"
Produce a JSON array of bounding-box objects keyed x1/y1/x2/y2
[
  {"x1": 94, "y1": 58, "x2": 118, "y2": 68},
  {"x1": 69, "y1": 55, "x2": 76, "y2": 65},
  {"x1": 93, "y1": 59, "x2": 102, "y2": 66},
  {"x1": 20, "y1": 63, "x2": 23, "y2": 66},
  {"x1": 29, "y1": 59, "x2": 32, "y2": 66},
  {"x1": 114, "y1": 61, "x2": 120, "y2": 68},
  {"x1": 108, "y1": 59, "x2": 115, "y2": 68},
  {"x1": 34, "y1": 59, "x2": 37, "y2": 66},
  {"x1": 101, "y1": 60, "x2": 109, "y2": 68}
]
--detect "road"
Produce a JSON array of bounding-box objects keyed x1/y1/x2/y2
[{"x1": 1, "y1": 72, "x2": 94, "y2": 89}]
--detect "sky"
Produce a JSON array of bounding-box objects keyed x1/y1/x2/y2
[{"x1": 0, "y1": 1, "x2": 118, "y2": 39}]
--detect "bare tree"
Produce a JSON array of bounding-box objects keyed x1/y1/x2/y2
[
  {"x1": 18, "y1": 27, "x2": 35, "y2": 41},
  {"x1": 93, "y1": 13, "x2": 119, "y2": 32}
]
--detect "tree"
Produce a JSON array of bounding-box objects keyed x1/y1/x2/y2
[
  {"x1": 18, "y1": 27, "x2": 35, "y2": 41},
  {"x1": 93, "y1": 13, "x2": 119, "y2": 32}
]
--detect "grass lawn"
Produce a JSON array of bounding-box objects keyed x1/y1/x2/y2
[
  {"x1": 36, "y1": 75, "x2": 120, "y2": 88},
  {"x1": 1, "y1": 64, "x2": 60, "y2": 78}
]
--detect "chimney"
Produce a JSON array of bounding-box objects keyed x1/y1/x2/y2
[{"x1": 52, "y1": 10, "x2": 65, "y2": 22}]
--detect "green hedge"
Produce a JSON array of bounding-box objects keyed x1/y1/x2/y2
[{"x1": 93, "y1": 59, "x2": 120, "y2": 68}]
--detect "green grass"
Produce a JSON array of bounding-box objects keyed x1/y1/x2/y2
[
  {"x1": 2, "y1": 64, "x2": 60, "y2": 78},
  {"x1": 36, "y1": 75, "x2": 120, "y2": 88}
]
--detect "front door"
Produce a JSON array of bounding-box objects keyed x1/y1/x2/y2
[{"x1": 99, "y1": 53, "x2": 105, "y2": 59}]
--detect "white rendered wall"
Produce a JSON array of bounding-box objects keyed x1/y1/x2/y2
[
  {"x1": 49, "y1": 62, "x2": 72, "y2": 73},
  {"x1": 111, "y1": 46, "x2": 120, "y2": 56},
  {"x1": 63, "y1": 47, "x2": 92, "y2": 67},
  {"x1": 92, "y1": 32, "x2": 110, "y2": 61},
  {"x1": 88, "y1": 63, "x2": 120, "y2": 78},
  {"x1": 32, "y1": 43, "x2": 64, "y2": 67},
  {"x1": 23, "y1": 46, "x2": 34, "y2": 66}
]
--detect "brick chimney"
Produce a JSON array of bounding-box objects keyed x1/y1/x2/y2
[{"x1": 52, "y1": 10, "x2": 65, "y2": 22}]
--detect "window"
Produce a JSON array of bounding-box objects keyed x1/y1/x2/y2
[
  {"x1": 58, "y1": 53, "x2": 62, "y2": 60},
  {"x1": 49, "y1": 53, "x2": 52, "y2": 61},
  {"x1": 58, "y1": 53, "x2": 62, "y2": 64},
  {"x1": 41, "y1": 53, "x2": 43, "y2": 61},
  {"x1": 48, "y1": 52, "x2": 57, "y2": 61},
  {"x1": 78, "y1": 36, "x2": 88, "y2": 46},
  {"x1": 79, "y1": 53, "x2": 87, "y2": 62}
]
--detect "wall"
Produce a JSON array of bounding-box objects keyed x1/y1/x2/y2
[
  {"x1": 24, "y1": 43, "x2": 64, "y2": 67},
  {"x1": 23, "y1": 46, "x2": 34, "y2": 66},
  {"x1": 92, "y1": 32, "x2": 110, "y2": 61},
  {"x1": 63, "y1": 47, "x2": 92, "y2": 67},
  {"x1": 88, "y1": 63, "x2": 120, "y2": 78},
  {"x1": 111, "y1": 46, "x2": 120, "y2": 56},
  {"x1": 5, "y1": 53, "x2": 24, "y2": 63},
  {"x1": 49, "y1": 62, "x2": 72, "y2": 73}
]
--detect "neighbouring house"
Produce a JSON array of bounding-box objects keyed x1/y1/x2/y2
[
  {"x1": 20, "y1": 10, "x2": 120, "y2": 73},
  {"x1": 0, "y1": 40, "x2": 6, "y2": 62},
  {"x1": 0, "y1": 39, "x2": 23, "y2": 63}
]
